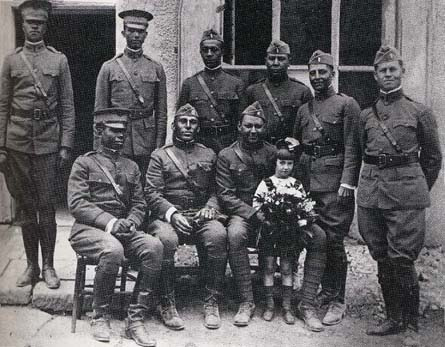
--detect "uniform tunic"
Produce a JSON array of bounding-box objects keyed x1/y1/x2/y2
[
  {"x1": 145, "y1": 140, "x2": 227, "y2": 260},
  {"x1": 351, "y1": 89, "x2": 442, "y2": 261},
  {"x1": 246, "y1": 77, "x2": 312, "y2": 143},
  {"x1": 95, "y1": 49, "x2": 167, "y2": 171},
  {"x1": 177, "y1": 68, "x2": 246, "y2": 153}
]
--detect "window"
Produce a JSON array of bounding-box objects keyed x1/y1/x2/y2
[{"x1": 223, "y1": 0, "x2": 383, "y2": 107}]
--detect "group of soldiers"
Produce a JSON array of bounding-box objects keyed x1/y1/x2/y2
[{"x1": 0, "y1": 1, "x2": 442, "y2": 347}]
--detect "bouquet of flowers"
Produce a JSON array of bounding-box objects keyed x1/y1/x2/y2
[{"x1": 253, "y1": 178, "x2": 318, "y2": 248}]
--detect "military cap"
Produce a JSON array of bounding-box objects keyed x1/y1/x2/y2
[
  {"x1": 308, "y1": 50, "x2": 334, "y2": 67},
  {"x1": 266, "y1": 40, "x2": 290, "y2": 55},
  {"x1": 19, "y1": 0, "x2": 52, "y2": 21},
  {"x1": 241, "y1": 101, "x2": 266, "y2": 122},
  {"x1": 175, "y1": 103, "x2": 199, "y2": 119},
  {"x1": 201, "y1": 29, "x2": 223, "y2": 43},
  {"x1": 94, "y1": 108, "x2": 130, "y2": 129},
  {"x1": 374, "y1": 45, "x2": 402, "y2": 66},
  {"x1": 275, "y1": 139, "x2": 294, "y2": 160},
  {"x1": 119, "y1": 9, "x2": 153, "y2": 29}
]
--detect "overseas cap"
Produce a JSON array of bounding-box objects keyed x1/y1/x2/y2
[
  {"x1": 175, "y1": 103, "x2": 199, "y2": 119},
  {"x1": 201, "y1": 29, "x2": 223, "y2": 43},
  {"x1": 241, "y1": 101, "x2": 266, "y2": 122},
  {"x1": 266, "y1": 40, "x2": 290, "y2": 55},
  {"x1": 119, "y1": 9, "x2": 153, "y2": 29},
  {"x1": 19, "y1": 0, "x2": 52, "y2": 21},
  {"x1": 374, "y1": 45, "x2": 402, "y2": 66},
  {"x1": 94, "y1": 108, "x2": 130, "y2": 129},
  {"x1": 308, "y1": 50, "x2": 334, "y2": 67}
]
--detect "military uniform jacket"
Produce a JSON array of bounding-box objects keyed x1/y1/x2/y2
[
  {"x1": 216, "y1": 141, "x2": 276, "y2": 219},
  {"x1": 145, "y1": 141, "x2": 219, "y2": 219},
  {"x1": 246, "y1": 77, "x2": 313, "y2": 142},
  {"x1": 95, "y1": 49, "x2": 167, "y2": 157},
  {"x1": 293, "y1": 87, "x2": 361, "y2": 192},
  {"x1": 0, "y1": 42, "x2": 75, "y2": 154},
  {"x1": 350, "y1": 89, "x2": 442, "y2": 210},
  {"x1": 177, "y1": 68, "x2": 246, "y2": 129},
  {"x1": 67, "y1": 147, "x2": 146, "y2": 237}
]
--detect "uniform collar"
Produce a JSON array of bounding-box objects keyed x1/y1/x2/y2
[
  {"x1": 240, "y1": 139, "x2": 264, "y2": 151},
  {"x1": 24, "y1": 40, "x2": 46, "y2": 53},
  {"x1": 97, "y1": 146, "x2": 121, "y2": 160},
  {"x1": 379, "y1": 86, "x2": 403, "y2": 104},
  {"x1": 314, "y1": 85, "x2": 336, "y2": 100},
  {"x1": 173, "y1": 136, "x2": 196, "y2": 149},
  {"x1": 267, "y1": 74, "x2": 289, "y2": 87},
  {"x1": 124, "y1": 47, "x2": 143, "y2": 59},
  {"x1": 204, "y1": 65, "x2": 222, "y2": 75}
]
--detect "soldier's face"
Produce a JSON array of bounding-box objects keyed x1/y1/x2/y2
[
  {"x1": 200, "y1": 40, "x2": 223, "y2": 69},
  {"x1": 122, "y1": 26, "x2": 147, "y2": 50},
  {"x1": 238, "y1": 115, "x2": 265, "y2": 145},
  {"x1": 374, "y1": 61, "x2": 405, "y2": 92},
  {"x1": 173, "y1": 115, "x2": 200, "y2": 142},
  {"x1": 275, "y1": 159, "x2": 294, "y2": 179},
  {"x1": 265, "y1": 53, "x2": 290, "y2": 78},
  {"x1": 101, "y1": 126, "x2": 126, "y2": 150},
  {"x1": 22, "y1": 19, "x2": 47, "y2": 42},
  {"x1": 309, "y1": 64, "x2": 334, "y2": 92}
]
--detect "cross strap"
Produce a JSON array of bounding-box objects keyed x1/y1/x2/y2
[
  {"x1": 19, "y1": 51, "x2": 49, "y2": 106},
  {"x1": 165, "y1": 147, "x2": 202, "y2": 195},
  {"x1": 196, "y1": 73, "x2": 224, "y2": 120},
  {"x1": 262, "y1": 83, "x2": 283, "y2": 120},
  {"x1": 89, "y1": 155, "x2": 124, "y2": 198},
  {"x1": 371, "y1": 103, "x2": 403, "y2": 153},
  {"x1": 116, "y1": 58, "x2": 145, "y2": 106}
]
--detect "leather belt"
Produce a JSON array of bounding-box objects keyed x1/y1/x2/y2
[
  {"x1": 200, "y1": 124, "x2": 233, "y2": 136},
  {"x1": 363, "y1": 153, "x2": 419, "y2": 169},
  {"x1": 128, "y1": 109, "x2": 152, "y2": 120},
  {"x1": 12, "y1": 108, "x2": 56, "y2": 120},
  {"x1": 166, "y1": 195, "x2": 205, "y2": 210},
  {"x1": 303, "y1": 143, "x2": 342, "y2": 158}
]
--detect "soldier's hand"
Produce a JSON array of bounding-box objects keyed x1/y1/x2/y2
[
  {"x1": 58, "y1": 147, "x2": 71, "y2": 169},
  {"x1": 196, "y1": 207, "x2": 217, "y2": 222},
  {"x1": 337, "y1": 186, "x2": 354, "y2": 204},
  {"x1": 171, "y1": 212, "x2": 193, "y2": 236},
  {"x1": 0, "y1": 153, "x2": 7, "y2": 172},
  {"x1": 284, "y1": 137, "x2": 300, "y2": 152},
  {"x1": 111, "y1": 218, "x2": 132, "y2": 235}
]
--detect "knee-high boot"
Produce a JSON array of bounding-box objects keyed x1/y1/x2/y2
[
  {"x1": 39, "y1": 220, "x2": 60, "y2": 289},
  {"x1": 16, "y1": 223, "x2": 40, "y2": 287}
]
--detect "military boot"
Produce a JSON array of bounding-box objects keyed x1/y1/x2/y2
[
  {"x1": 402, "y1": 283, "x2": 421, "y2": 347},
  {"x1": 203, "y1": 256, "x2": 226, "y2": 329},
  {"x1": 203, "y1": 288, "x2": 221, "y2": 329},
  {"x1": 159, "y1": 260, "x2": 184, "y2": 330},
  {"x1": 16, "y1": 224, "x2": 40, "y2": 287},
  {"x1": 39, "y1": 222, "x2": 60, "y2": 289},
  {"x1": 282, "y1": 285, "x2": 295, "y2": 325},
  {"x1": 297, "y1": 302, "x2": 324, "y2": 332},
  {"x1": 126, "y1": 291, "x2": 157, "y2": 347},
  {"x1": 262, "y1": 285, "x2": 275, "y2": 321},
  {"x1": 91, "y1": 304, "x2": 111, "y2": 342}
]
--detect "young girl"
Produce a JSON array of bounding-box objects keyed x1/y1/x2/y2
[{"x1": 253, "y1": 140, "x2": 304, "y2": 324}]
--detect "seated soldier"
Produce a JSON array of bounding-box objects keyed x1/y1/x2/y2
[
  {"x1": 145, "y1": 104, "x2": 228, "y2": 330},
  {"x1": 68, "y1": 108, "x2": 163, "y2": 347}
]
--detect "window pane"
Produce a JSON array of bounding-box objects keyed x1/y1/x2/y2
[
  {"x1": 226, "y1": 0, "x2": 272, "y2": 65},
  {"x1": 281, "y1": 0, "x2": 331, "y2": 65},
  {"x1": 339, "y1": 72, "x2": 379, "y2": 109},
  {"x1": 340, "y1": 0, "x2": 382, "y2": 65}
]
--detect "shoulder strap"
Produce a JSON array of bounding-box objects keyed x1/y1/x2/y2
[
  {"x1": 19, "y1": 51, "x2": 49, "y2": 105},
  {"x1": 196, "y1": 73, "x2": 222, "y2": 119},
  {"x1": 233, "y1": 143, "x2": 250, "y2": 166},
  {"x1": 89, "y1": 156, "x2": 124, "y2": 197},
  {"x1": 164, "y1": 147, "x2": 201, "y2": 194},
  {"x1": 371, "y1": 103, "x2": 403, "y2": 153},
  {"x1": 262, "y1": 83, "x2": 283, "y2": 120},
  {"x1": 116, "y1": 58, "x2": 145, "y2": 106},
  {"x1": 308, "y1": 100, "x2": 325, "y2": 137}
]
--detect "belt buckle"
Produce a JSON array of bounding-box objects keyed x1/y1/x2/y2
[
  {"x1": 33, "y1": 109, "x2": 43, "y2": 120},
  {"x1": 378, "y1": 154, "x2": 387, "y2": 169},
  {"x1": 313, "y1": 145, "x2": 321, "y2": 158}
]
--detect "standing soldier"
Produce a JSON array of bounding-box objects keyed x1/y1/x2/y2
[
  {"x1": 246, "y1": 40, "x2": 312, "y2": 144},
  {"x1": 352, "y1": 46, "x2": 442, "y2": 345},
  {"x1": 68, "y1": 108, "x2": 162, "y2": 346},
  {"x1": 177, "y1": 29, "x2": 246, "y2": 153},
  {"x1": 145, "y1": 104, "x2": 228, "y2": 330},
  {"x1": 0, "y1": 0, "x2": 75, "y2": 289},
  {"x1": 216, "y1": 102, "x2": 276, "y2": 326},
  {"x1": 290, "y1": 50, "x2": 361, "y2": 326},
  {"x1": 95, "y1": 8, "x2": 167, "y2": 178}
]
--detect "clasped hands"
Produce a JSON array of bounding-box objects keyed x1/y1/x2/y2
[
  {"x1": 171, "y1": 207, "x2": 217, "y2": 236},
  {"x1": 110, "y1": 218, "x2": 137, "y2": 241}
]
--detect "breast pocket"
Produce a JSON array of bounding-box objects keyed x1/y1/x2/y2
[
  {"x1": 190, "y1": 161, "x2": 214, "y2": 188},
  {"x1": 392, "y1": 118, "x2": 418, "y2": 148},
  {"x1": 229, "y1": 163, "x2": 254, "y2": 191},
  {"x1": 217, "y1": 92, "x2": 239, "y2": 113},
  {"x1": 110, "y1": 72, "x2": 128, "y2": 96},
  {"x1": 140, "y1": 73, "x2": 159, "y2": 100},
  {"x1": 190, "y1": 91, "x2": 209, "y2": 108},
  {"x1": 41, "y1": 68, "x2": 59, "y2": 93},
  {"x1": 87, "y1": 172, "x2": 113, "y2": 200}
]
